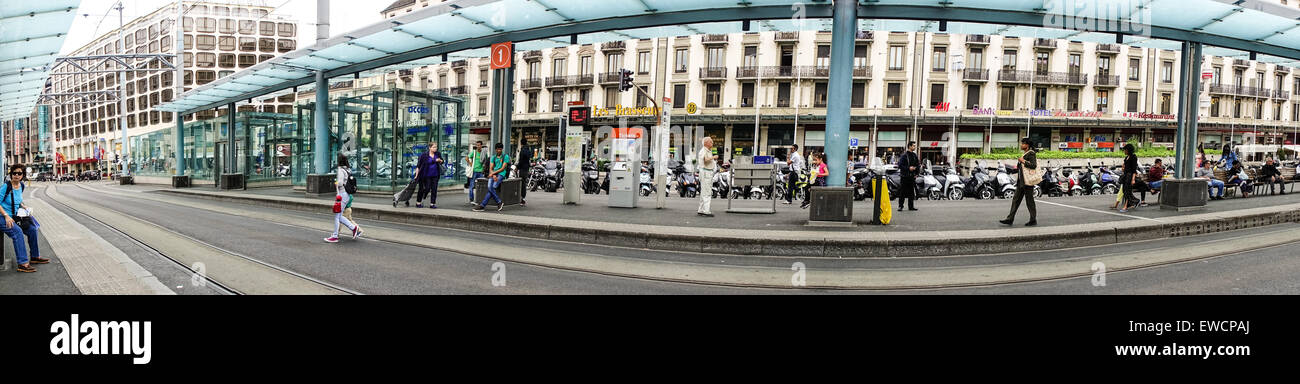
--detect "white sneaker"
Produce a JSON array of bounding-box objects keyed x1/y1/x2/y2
[{"x1": 324, "y1": 236, "x2": 339, "y2": 243}]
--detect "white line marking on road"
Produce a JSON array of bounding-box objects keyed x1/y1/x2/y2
[{"x1": 1036, "y1": 200, "x2": 1166, "y2": 223}]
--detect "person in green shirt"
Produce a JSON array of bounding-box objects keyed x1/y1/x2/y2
[
  {"x1": 474, "y1": 143, "x2": 511, "y2": 211},
  {"x1": 465, "y1": 140, "x2": 485, "y2": 203}
]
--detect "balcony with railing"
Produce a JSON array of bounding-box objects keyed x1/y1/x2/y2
[
  {"x1": 965, "y1": 35, "x2": 990, "y2": 45},
  {"x1": 1094, "y1": 74, "x2": 1121, "y2": 87},
  {"x1": 736, "y1": 66, "x2": 802, "y2": 79},
  {"x1": 451, "y1": 60, "x2": 467, "y2": 69},
  {"x1": 1272, "y1": 89, "x2": 1291, "y2": 99},
  {"x1": 699, "y1": 66, "x2": 727, "y2": 80},
  {"x1": 962, "y1": 68, "x2": 989, "y2": 81},
  {"x1": 601, "y1": 41, "x2": 625, "y2": 51},
  {"x1": 1097, "y1": 44, "x2": 1120, "y2": 54},
  {"x1": 545, "y1": 74, "x2": 594, "y2": 87},
  {"x1": 398, "y1": 69, "x2": 413, "y2": 78},
  {"x1": 448, "y1": 85, "x2": 467, "y2": 95},
  {"x1": 997, "y1": 70, "x2": 1087, "y2": 85},
  {"x1": 519, "y1": 77, "x2": 543, "y2": 89},
  {"x1": 1233, "y1": 59, "x2": 1251, "y2": 67},
  {"x1": 523, "y1": 50, "x2": 542, "y2": 60},
  {"x1": 598, "y1": 72, "x2": 621, "y2": 84},
  {"x1": 775, "y1": 31, "x2": 800, "y2": 43},
  {"x1": 856, "y1": 31, "x2": 873, "y2": 41},
  {"x1": 702, "y1": 34, "x2": 729, "y2": 44},
  {"x1": 853, "y1": 65, "x2": 871, "y2": 79},
  {"x1": 1034, "y1": 38, "x2": 1057, "y2": 49}
]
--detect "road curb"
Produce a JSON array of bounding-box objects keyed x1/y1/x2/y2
[{"x1": 158, "y1": 188, "x2": 1300, "y2": 258}]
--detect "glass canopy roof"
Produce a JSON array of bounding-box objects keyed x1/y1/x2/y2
[
  {"x1": 0, "y1": 1, "x2": 81, "y2": 120},
  {"x1": 157, "y1": 0, "x2": 1300, "y2": 115}
]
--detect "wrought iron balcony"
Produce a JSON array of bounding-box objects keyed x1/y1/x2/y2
[
  {"x1": 544, "y1": 74, "x2": 594, "y2": 87},
  {"x1": 600, "y1": 41, "x2": 625, "y2": 51},
  {"x1": 699, "y1": 66, "x2": 727, "y2": 80},
  {"x1": 598, "y1": 72, "x2": 621, "y2": 84},
  {"x1": 775, "y1": 31, "x2": 800, "y2": 42},
  {"x1": 856, "y1": 31, "x2": 873, "y2": 41},
  {"x1": 965, "y1": 35, "x2": 990, "y2": 44},
  {"x1": 451, "y1": 60, "x2": 467, "y2": 68},
  {"x1": 398, "y1": 69, "x2": 413, "y2": 78},
  {"x1": 853, "y1": 65, "x2": 871, "y2": 79},
  {"x1": 1233, "y1": 59, "x2": 1250, "y2": 67},
  {"x1": 1097, "y1": 44, "x2": 1121, "y2": 54},
  {"x1": 962, "y1": 68, "x2": 989, "y2": 81},
  {"x1": 448, "y1": 85, "x2": 467, "y2": 95},
  {"x1": 1094, "y1": 74, "x2": 1121, "y2": 87},
  {"x1": 736, "y1": 66, "x2": 801, "y2": 79},
  {"x1": 523, "y1": 50, "x2": 542, "y2": 60},
  {"x1": 996, "y1": 70, "x2": 1087, "y2": 85},
  {"x1": 1272, "y1": 89, "x2": 1291, "y2": 99},
  {"x1": 1034, "y1": 38, "x2": 1057, "y2": 49},
  {"x1": 519, "y1": 77, "x2": 543, "y2": 89},
  {"x1": 702, "y1": 34, "x2": 729, "y2": 44}
]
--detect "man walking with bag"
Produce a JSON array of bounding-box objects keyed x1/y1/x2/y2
[{"x1": 1000, "y1": 138, "x2": 1039, "y2": 226}]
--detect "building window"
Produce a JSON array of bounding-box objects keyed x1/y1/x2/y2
[
  {"x1": 196, "y1": 35, "x2": 215, "y2": 50},
  {"x1": 1161, "y1": 61, "x2": 1173, "y2": 83},
  {"x1": 238, "y1": 54, "x2": 256, "y2": 68},
  {"x1": 218, "y1": 54, "x2": 235, "y2": 68},
  {"x1": 551, "y1": 90, "x2": 564, "y2": 112},
  {"x1": 1275, "y1": 101, "x2": 1282, "y2": 121},
  {"x1": 1000, "y1": 86, "x2": 1015, "y2": 110},
  {"x1": 741, "y1": 83, "x2": 754, "y2": 107},
  {"x1": 707, "y1": 47, "x2": 725, "y2": 68},
  {"x1": 1127, "y1": 91, "x2": 1139, "y2": 113},
  {"x1": 814, "y1": 83, "x2": 828, "y2": 107},
  {"x1": 1128, "y1": 58, "x2": 1140, "y2": 80},
  {"x1": 638, "y1": 51, "x2": 651, "y2": 74},
  {"x1": 1068, "y1": 54, "x2": 1081, "y2": 75},
  {"x1": 969, "y1": 47, "x2": 983, "y2": 70},
  {"x1": 552, "y1": 58, "x2": 566, "y2": 77},
  {"x1": 674, "y1": 49, "x2": 687, "y2": 73},
  {"x1": 706, "y1": 83, "x2": 721, "y2": 108},
  {"x1": 929, "y1": 83, "x2": 945, "y2": 108},
  {"x1": 478, "y1": 97, "x2": 488, "y2": 116},
  {"x1": 967, "y1": 84, "x2": 981, "y2": 109},
  {"x1": 527, "y1": 92, "x2": 537, "y2": 113},
  {"x1": 579, "y1": 89, "x2": 589, "y2": 105},
  {"x1": 1210, "y1": 97, "x2": 1220, "y2": 117},
  {"x1": 528, "y1": 61, "x2": 540, "y2": 79},
  {"x1": 744, "y1": 46, "x2": 758, "y2": 67},
  {"x1": 1098, "y1": 56, "x2": 1111, "y2": 77},
  {"x1": 636, "y1": 85, "x2": 649, "y2": 108},
  {"x1": 852, "y1": 82, "x2": 866, "y2": 108},
  {"x1": 239, "y1": 37, "x2": 256, "y2": 51},
  {"x1": 673, "y1": 84, "x2": 686, "y2": 108},
  {"x1": 1035, "y1": 52, "x2": 1049, "y2": 74},
  {"x1": 887, "y1": 83, "x2": 902, "y2": 108},
  {"x1": 1002, "y1": 50, "x2": 1017, "y2": 70},
  {"x1": 278, "y1": 23, "x2": 295, "y2": 37},
  {"x1": 218, "y1": 36, "x2": 235, "y2": 51},
  {"x1": 1255, "y1": 100, "x2": 1263, "y2": 119},
  {"x1": 1159, "y1": 93, "x2": 1171, "y2": 115},
  {"x1": 1096, "y1": 90, "x2": 1109, "y2": 112},
  {"x1": 889, "y1": 46, "x2": 905, "y2": 71},
  {"x1": 1034, "y1": 87, "x2": 1047, "y2": 110},
  {"x1": 855, "y1": 45, "x2": 869, "y2": 68},
  {"x1": 480, "y1": 69, "x2": 488, "y2": 87},
  {"x1": 219, "y1": 19, "x2": 235, "y2": 34},
  {"x1": 195, "y1": 52, "x2": 216, "y2": 68},
  {"x1": 239, "y1": 20, "x2": 255, "y2": 34},
  {"x1": 605, "y1": 53, "x2": 622, "y2": 73},
  {"x1": 932, "y1": 47, "x2": 947, "y2": 71},
  {"x1": 605, "y1": 87, "x2": 619, "y2": 107},
  {"x1": 1233, "y1": 99, "x2": 1242, "y2": 118},
  {"x1": 580, "y1": 56, "x2": 592, "y2": 76},
  {"x1": 1067, "y1": 88, "x2": 1079, "y2": 111},
  {"x1": 817, "y1": 45, "x2": 831, "y2": 68},
  {"x1": 260, "y1": 21, "x2": 276, "y2": 36}
]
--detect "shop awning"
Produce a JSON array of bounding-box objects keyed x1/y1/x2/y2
[
  {"x1": 157, "y1": 0, "x2": 1300, "y2": 116},
  {"x1": 0, "y1": 1, "x2": 81, "y2": 120}
]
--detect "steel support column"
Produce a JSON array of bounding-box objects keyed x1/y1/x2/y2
[
  {"x1": 314, "y1": 71, "x2": 330, "y2": 174},
  {"x1": 174, "y1": 0, "x2": 185, "y2": 177},
  {"x1": 1175, "y1": 42, "x2": 1203, "y2": 179},
  {"x1": 503, "y1": 62, "x2": 515, "y2": 156},
  {"x1": 227, "y1": 103, "x2": 237, "y2": 175},
  {"x1": 825, "y1": 0, "x2": 856, "y2": 187}
]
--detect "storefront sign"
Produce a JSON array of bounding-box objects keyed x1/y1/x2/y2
[
  {"x1": 1122, "y1": 112, "x2": 1176, "y2": 120},
  {"x1": 595, "y1": 105, "x2": 663, "y2": 117},
  {"x1": 970, "y1": 108, "x2": 1013, "y2": 116},
  {"x1": 935, "y1": 102, "x2": 951, "y2": 112},
  {"x1": 1030, "y1": 109, "x2": 1105, "y2": 118},
  {"x1": 405, "y1": 106, "x2": 430, "y2": 114}
]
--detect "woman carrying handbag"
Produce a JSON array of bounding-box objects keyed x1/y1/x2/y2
[
  {"x1": 1000, "y1": 139, "x2": 1040, "y2": 227},
  {"x1": 2, "y1": 164, "x2": 47, "y2": 273}
]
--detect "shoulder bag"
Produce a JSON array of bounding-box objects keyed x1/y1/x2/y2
[{"x1": 1022, "y1": 151, "x2": 1043, "y2": 186}]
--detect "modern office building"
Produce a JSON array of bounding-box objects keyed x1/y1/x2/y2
[{"x1": 43, "y1": 1, "x2": 298, "y2": 176}]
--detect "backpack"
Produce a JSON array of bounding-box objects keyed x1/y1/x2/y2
[{"x1": 343, "y1": 168, "x2": 358, "y2": 195}]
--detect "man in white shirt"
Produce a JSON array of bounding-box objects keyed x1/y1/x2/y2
[
  {"x1": 697, "y1": 137, "x2": 718, "y2": 217},
  {"x1": 785, "y1": 144, "x2": 804, "y2": 204}
]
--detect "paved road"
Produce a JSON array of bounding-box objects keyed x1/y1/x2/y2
[{"x1": 35, "y1": 182, "x2": 1300, "y2": 295}]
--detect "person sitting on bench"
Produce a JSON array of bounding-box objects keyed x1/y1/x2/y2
[
  {"x1": 1195, "y1": 158, "x2": 1226, "y2": 201},
  {"x1": 1226, "y1": 163, "x2": 1253, "y2": 198},
  {"x1": 1257, "y1": 158, "x2": 1286, "y2": 195}
]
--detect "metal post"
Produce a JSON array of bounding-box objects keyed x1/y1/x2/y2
[
  {"x1": 174, "y1": 0, "x2": 186, "y2": 177},
  {"x1": 754, "y1": 46, "x2": 762, "y2": 157},
  {"x1": 227, "y1": 103, "x2": 236, "y2": 176},
  {"x1": 503, "y1": 63, "x2": 515, "y2": 156},
  {"x1": 314, "y1": 71, "x2": 330, "y2": 174},
  {"x1": 824, "y1": 0, "x2": 856, "y2": 187},
  {"x1": 1178, "y1": 42, "x2": 1203, "y2": 178},
  {"x1": 117, "y1": 2, "x2": 129, "y2": 177}
]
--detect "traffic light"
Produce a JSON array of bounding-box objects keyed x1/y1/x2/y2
[{"x1": 618, "y1": 69, "x2": 634, "y2": 92}]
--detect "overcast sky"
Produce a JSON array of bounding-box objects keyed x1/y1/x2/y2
[{"x1": 60, "y1": 0, "x2": 384, "y2": 54}]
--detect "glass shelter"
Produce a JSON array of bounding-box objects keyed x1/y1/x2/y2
[{"x1": 295, "y1": 89, "x2": 467, "y2": 192}]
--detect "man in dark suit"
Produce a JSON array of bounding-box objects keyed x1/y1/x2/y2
[
  {"x1": 1000, "y1": 138, "x2": 1038, "y2": 226},
  {"x1": 897, "y1": 141, "x2": 920, "y2": 211}
]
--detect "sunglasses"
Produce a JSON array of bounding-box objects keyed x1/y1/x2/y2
[{"x1": 9, "y1": 173, "x2": 23, "y2": 176}]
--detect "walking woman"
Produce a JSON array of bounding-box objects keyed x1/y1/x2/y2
[
  {"x1": 999, "y1": 139, "x2": 1038, "y2": 226},
  {"x1": 325, "y1": 153, "x2": 363, "y2": 243},
  {"x1": 414, "y1": 141, "x2": 443, "y2": 209},
  {"x1": 1117, "y1": 143, "x2": 1140, "y2": 212},
  {"x1": 2, "y1": 164, "x2": 48, "y2": 273}
]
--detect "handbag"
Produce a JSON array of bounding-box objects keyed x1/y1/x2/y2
[
  {"x1": 1022, "y1": 151, "x2": 1043, "y2": 186},
  {"x1": 6, "y1": 183, "x2": 33, "y2": 230}
]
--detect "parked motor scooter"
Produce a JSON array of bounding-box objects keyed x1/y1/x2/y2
[
  {"x1": 962, "y1": 161, "x2": 996, "y2": 200},
  {"x1": 934, "y1": 164, "x2": 965, "y2": 200},
  {"x1": 1097, "y1": 161, "x2": 1120, "y2": 195},
  {"x1": 581, "y1": 161, "x2": 602, "y2": 194},
  {"x1": 639, "y1": 165, "x2": 655, "y2": 197},
  {"x1": 919, "y1": 160, "x2": 943, "y2": 200},
  {"x1": 991, "y1": 162, "x2": 1018, "y2": 199},
  {"x1": 1038, "y1": 162, "x2": 1067, "y2": 197}
]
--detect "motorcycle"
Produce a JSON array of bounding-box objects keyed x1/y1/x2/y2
[
  {"x1": 933, "y1": 164, "x2": 965, "y2": 200},
  {"x1": 542, "y1": 160, "x2": 562, "y2": 192},
  {"x1": 672, "y1": 162, "x2": 699, "y2": 198},
  {"x1": 1038, "y1": 163, "x2": 1067, "y2": 197},
  {"x1": 527, "y1": 161, "x2": 546, "y2": 192},
  {"x1": 713, "y1": 162, "x2": 734, "y2": 199},
  {"x1": 963, "y1": 162, "x2": 996, "y2": 200},
  {"x1": 1078, "y1": 162, "x2": 1102, "y2": 195},
  {"x1": 1098, "y1": 162, "x2": 1121, "y2": 195},
  {"x1": 581, "y1": 161, "x2": 602, "y2": 194}
]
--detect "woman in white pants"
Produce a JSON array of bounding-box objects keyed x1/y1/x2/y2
[{"x1": 326, "y1": 153, "x2": 362, "y2": 243}]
